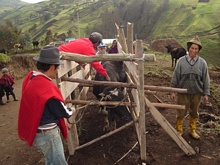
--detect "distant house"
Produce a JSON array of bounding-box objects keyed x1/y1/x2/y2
[{"x1": 102, "y1": 39, "x2": 117, "y2": 45}]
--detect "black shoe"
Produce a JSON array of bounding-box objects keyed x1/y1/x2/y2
[
  {"x1": 0, "y1": 102, "x2": 6, "y2": 105},
  {"x1": 14, "y1": 99, "x2": 18, "y2": 101}
]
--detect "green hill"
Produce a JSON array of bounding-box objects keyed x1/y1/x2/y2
[{"x1": 0, "y1": 0, "x2": 219, "y2": 66}]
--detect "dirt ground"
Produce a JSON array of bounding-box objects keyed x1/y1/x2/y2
[{"x1": 0, "y1": 54, "x2": 220, "y2": 165}]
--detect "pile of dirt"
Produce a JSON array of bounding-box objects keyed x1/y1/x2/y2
[{"x1": 150, "y1": 38, "x2": 184, "y2": 53}]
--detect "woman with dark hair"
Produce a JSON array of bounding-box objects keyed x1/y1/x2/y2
[
  {"x1": 170, "y1": 36, "x2": 210, "y2": 140},
  {"x1": 108, "y1": 40, "x2": 118, "y2": 54}
]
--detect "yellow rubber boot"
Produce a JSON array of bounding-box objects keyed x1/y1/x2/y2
[
  {"x1": 189, "y1": 117, "x2": 200, "y2": 140},
  {"x1": 176, "y1": 119, "x2": 183, "y2": 136}
]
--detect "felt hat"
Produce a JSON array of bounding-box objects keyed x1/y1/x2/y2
[
  {"x1": 1, "y1": 68, "x2": 8, "y2": 73},
  {"x1": 33, "y1": 45, "x2": 63, "y2": 64},
  {"x1": 187, "y1": 36, "x2": 202, "y2": 50}
]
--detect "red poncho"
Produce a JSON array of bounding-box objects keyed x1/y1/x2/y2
[{"x1": 18, "y1": 71, "x2": 68, "y2": 146}]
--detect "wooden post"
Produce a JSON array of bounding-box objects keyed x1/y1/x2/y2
[
  {"x1": 136, "y1": 40, "x2": 147, "y2": 162},
  {"x1": 127, "y1": 22, "x2": 134, "y2": 54}
]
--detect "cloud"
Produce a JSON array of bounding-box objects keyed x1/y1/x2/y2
[{"x1": 21, "y1": 0, "x2": 49, "y2": 4}]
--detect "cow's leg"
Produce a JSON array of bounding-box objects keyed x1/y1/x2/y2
[
  {"x1": 174, "y1": 58, "x2": 177, "y2": 67},
  {"x1": 172, "y1": 57, "x2": 174, "y2": 67},
  {"x1": 102, "y1": 108, "x2": 110, "y2": 132},
  {"x1": 109, "y1": 113, "x2": 116, "y2": 131}
]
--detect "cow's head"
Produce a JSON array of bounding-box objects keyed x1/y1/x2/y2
[{"x1": 99, "y1": 87, "x2": 132, "y2": 121}]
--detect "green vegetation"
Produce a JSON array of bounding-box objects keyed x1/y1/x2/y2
[
  {"x1": 0, "y1": 0, "x2": 219, "y2": 66},
  {"x1": 0, "y1": 54, "x2": 12, "y2": 63}
]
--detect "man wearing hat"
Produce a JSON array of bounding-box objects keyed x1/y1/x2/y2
[
  {"x1": 170, "y1": 36, "x2": 210, "y2": 140},
  {"x1": 96, "y1": 43, "x2": 107, "y2": 55},
  {"x1": 59, "y1": 32, "x2": 110, "y2": 81},
  {"x1": 18, "y1": 46, "x2": 75, "y2": 164}
]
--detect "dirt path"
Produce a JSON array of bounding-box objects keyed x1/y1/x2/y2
[{"x1": 0, "y1": 78, "x2": 44, "y2": 165}]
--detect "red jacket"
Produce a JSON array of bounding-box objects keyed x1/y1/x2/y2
[
  {"x1": 18, "y1": 71, "x2": 68, "y2": 146},
  {"x1": 59, "y1": 38, "x2": 107, "y2": 76}
]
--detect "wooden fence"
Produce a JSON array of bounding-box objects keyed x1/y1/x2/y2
[{"x1": 56, "y1": 22, "x2": 196, "y2": 163}]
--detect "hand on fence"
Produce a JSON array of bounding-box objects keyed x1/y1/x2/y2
[
  {"x1": 105, "y1": 75, "x2": 111, "y2": 81},
  {"x1": 70, "y1": 106, "x2": 77, "y2": 118},
  {"x1": 170, "y1": 92, "x2": 176, "y2": 102}
]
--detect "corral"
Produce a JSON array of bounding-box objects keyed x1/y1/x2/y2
[{"x1": 56, "y1": 23, "x2": 197, "y2": 163}]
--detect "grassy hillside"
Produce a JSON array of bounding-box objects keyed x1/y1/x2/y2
[
  {"x1": 0, "y1": 0, "x2": 219, "y2": 66},
  {"x1": 152, "y1": 0, "x2": 220, "y2": 67}
]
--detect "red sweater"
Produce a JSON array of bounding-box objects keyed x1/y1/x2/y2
[
  {"x1": 18, "y1": 71, "x2": 68, "y2": 146},
  {"x1": 1, "y1": 74, "x2": 15, "y2": 87},
  {"x1": 59, "y1": 38, "x2": 107, "y2": 76}
]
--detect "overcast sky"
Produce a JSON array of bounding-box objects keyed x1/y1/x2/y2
[{"x1": 21, "y1": 0, "x2": 49, "y2": 3}]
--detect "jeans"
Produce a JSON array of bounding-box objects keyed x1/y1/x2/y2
[{"x1": 34, "y1": 127, "x2": 68, "y2": 165}]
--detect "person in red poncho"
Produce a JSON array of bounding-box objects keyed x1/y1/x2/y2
[
  {"x1": 18, "y1": 46, "x2": 75, "y2": 165},
  {"x1": 59, "y1": 32, "x2": 110, "y2": 81}
]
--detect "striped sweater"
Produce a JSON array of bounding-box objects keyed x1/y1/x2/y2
[{"x1": 170, "y1": 55, "x2": 210, "y2": 95}]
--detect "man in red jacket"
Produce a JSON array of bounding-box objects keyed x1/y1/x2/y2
[
  {"x1": 59, "y1": 32, "x2": 110, "y2": 80},
  {"x1": 18, "y1": 46, "x2": 75, "y2": 164}
]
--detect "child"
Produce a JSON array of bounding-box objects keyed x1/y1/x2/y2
[{"x1": 1, "y1": 68, "x2": 18, "y2": 102}]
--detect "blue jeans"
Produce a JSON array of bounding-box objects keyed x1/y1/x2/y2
[{"x1": 34, "y1": 127, "x2": 68, "y2": 165}]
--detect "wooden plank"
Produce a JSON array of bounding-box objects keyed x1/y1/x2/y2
[
  {"x1": 75, "y1": 120, "x2": 135, "y2": 151},
  {"x1": 144, "y1": 97, "x2": 196, "y2": 155},
  {"x1": 78, "y1": 76, "x2": 91, "y2": 100},
  {"x1": 59, "y1": 65, "x2": 90, "y2": 99},
  {"x1": 126, "y1": 73, "x2": 140, "y2": 116},
  {"x1": 61, "y1": 52, "x2": 156, "y2": 62},
  {"x1": 65, "y1": 100, "x2": 185, "y2": 110},
  {"x1": 61, "y1": 77, "x2": 187, "y2": 94},
  {"x1": 127, "y1": 22, "x2": 134, "y2": 54},
  {"x1": 136, "y1": 40, "x2": 147, "y2": 161},
  {"x1": 57, "y1": 60, "x2": 78, "y2": 78}
]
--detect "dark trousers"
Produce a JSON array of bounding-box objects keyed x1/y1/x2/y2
[{"x1": 4, "y1": 86, "x2": 17, "y2": 101}]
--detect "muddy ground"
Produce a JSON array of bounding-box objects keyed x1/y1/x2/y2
[{"x1": 0, "y1": 54, "x2": 220, "y2": 165}]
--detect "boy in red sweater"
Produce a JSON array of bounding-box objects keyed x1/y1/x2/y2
[{"x1": 1, "y1": 68, "x2": 18, "y2": 102}]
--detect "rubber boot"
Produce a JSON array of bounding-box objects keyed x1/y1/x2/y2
[
  {"x1": 189, "y1": 116, "x2": 200, "y2": 140},
  {"x1": 176, "y1": 119, "x2": 183, "y2": 136}
]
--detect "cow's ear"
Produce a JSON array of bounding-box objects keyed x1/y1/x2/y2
[{"x1": 110, "y1": 88, "x2": 119, "y2": 96}]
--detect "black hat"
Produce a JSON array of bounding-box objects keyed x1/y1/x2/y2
[{"x1": 33, "y1": 46, "x2": 63, "y2": 64}]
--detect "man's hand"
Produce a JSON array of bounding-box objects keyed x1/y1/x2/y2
[
  {"x1": 105, "y1": 75, "x2": 111, "y2": 81},
  {"x1": 202, "y1": 95, "x2": 209, "y2": 104},
  {"x1": 170, "y1": 92, "x2": 176, "y2": 101}
]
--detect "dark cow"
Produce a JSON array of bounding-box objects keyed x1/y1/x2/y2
[
  {"x1": 32, "y1": 40, "x2": 39, "y2": 50},
  {"x1": 0, "y1": 49, "x2": 6, "y2": 54},
  {"x1": 93, "y1": 61, "x2": 132, "y2": 131},
  {"x1": 165, "y1": 45, "x2": 187, "y2": 67}
]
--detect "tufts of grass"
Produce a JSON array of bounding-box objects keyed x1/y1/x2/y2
[{"x1": 0, "y1": 54, "x2": 12, "y2": 63}]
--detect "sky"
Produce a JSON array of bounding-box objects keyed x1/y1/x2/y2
[{"x1": 21, "y1": 0, "x2": 49, "y2": 3}]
